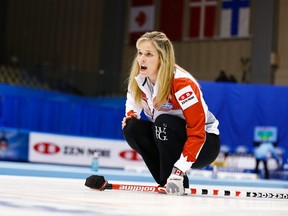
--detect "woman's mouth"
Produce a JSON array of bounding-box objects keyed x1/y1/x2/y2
[{"x1": 141, "y1": 65, "x2": 147, "y2": 71}]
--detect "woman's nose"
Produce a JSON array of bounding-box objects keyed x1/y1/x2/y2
[{"x1": 139, "y1": 56, "x2": 145, "y2": 62}]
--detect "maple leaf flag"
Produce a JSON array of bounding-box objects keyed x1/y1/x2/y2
[{"x1": 129, "y1": 0, "x2": 155, "y2": 45}]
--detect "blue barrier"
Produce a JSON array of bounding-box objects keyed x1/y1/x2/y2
[
  {"x1": 0, "y1": 84, "x2": 126, "y2": 139},
  {"x1": 0, "y1": 82, "x2": 288, "y2": 162},
  {"x1": 199, "y1": 82, "x2": 288, "y2": 153}
]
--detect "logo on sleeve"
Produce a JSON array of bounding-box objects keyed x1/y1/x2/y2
[{"x1": 175, "y1": 85, "x2": 198, "y2": 110}]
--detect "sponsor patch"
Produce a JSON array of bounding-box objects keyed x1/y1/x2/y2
[
  {"x1": 161, "y1": 103, "x2": 173, "y2": 110},
  {"x1": 175, "y1": 85, "x2": 198, "y2": 110}
]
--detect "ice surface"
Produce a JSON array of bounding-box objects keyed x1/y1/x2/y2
[{"x1": 0, "y1": 174, "x2": 288, "y2": 216}]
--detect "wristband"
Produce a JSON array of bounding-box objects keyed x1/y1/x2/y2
[{"x1": 172, "y1": 167, "x2": 184, "y2": 176}]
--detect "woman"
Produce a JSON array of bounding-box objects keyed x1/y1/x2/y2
[{"x1": 122, "y1": 31, "x2": 220, "y2": 195}]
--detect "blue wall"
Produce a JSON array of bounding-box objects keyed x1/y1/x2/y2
[
  {"x1": 200, "y1": 82, "x2": 288, "y2": 153},
  {"x1": 0, "y1": 84, "x2": 125, "y2": 138},
  {"x1": 0, "y1": 82, "x2": 287, "y2": 157}
]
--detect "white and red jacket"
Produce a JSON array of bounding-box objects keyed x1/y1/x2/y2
[{"x1": 125, "y1": 67, "x2": 219, "y2": 172}]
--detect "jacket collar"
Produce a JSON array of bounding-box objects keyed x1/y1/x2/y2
[{"x1": 135, "y1": 75, "x2": 159, "y2": 101}]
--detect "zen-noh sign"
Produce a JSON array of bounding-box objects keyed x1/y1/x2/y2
[{"x1": 28, "y1": 132, "x2": 145, "y2": 169}]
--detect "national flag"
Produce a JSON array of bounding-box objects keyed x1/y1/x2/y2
[
  {"x1": 159, "y1": 0, "x2": 184, "y2": 41},
  {"x1": 220, "y1": 0, "x2": 250, "y2": 37},
  {"x1": 129, "y1": 0, "x2": 155, "y2": 45},
  {"x1": 189, "y1": 0, "x2": 218, "y2": 39}
]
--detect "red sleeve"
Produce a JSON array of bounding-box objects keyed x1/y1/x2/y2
[{"x1": 171, "y1": 78, "x2": 206, "y2": 163}]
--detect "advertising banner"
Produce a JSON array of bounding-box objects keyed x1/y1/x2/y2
[{"x1": 29, "y1": 132, "x2": 145, "y2": 169}]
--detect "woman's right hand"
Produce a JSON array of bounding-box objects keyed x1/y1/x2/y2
[{"x1": 121, "y1": 115, "x2": 137, "y2": 129}]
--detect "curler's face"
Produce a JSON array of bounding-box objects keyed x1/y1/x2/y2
[{"x1": 136, "y1": 40, "x2": 160, "y2": 84}]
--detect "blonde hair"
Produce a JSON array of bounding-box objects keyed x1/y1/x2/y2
[{"x1": 128, "y1": 31, "x2": 175, "y2": 109}]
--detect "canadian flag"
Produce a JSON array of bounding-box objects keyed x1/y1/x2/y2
[{"x1": 129, "y1": 0, "x2": 155, "y2": 45}]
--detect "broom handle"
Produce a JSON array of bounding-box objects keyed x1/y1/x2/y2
[{"x1": 105, "y1": 183, "x2": 288, "y2": 199}]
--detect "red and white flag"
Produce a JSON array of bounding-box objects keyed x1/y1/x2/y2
[
  {"x1": 129, "y1": 0, "x2": 155, "y2": 45},
  {"x1": 189, "y1": 0, "x2": 217, "y2": 39}
]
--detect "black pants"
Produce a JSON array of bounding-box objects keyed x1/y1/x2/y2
[
  {"x1": 123, "y1": 114, "x2": 220, "y2": 186},
  {"x1": 255, "y1": 159, "x2": 269, "y2": 179}
]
